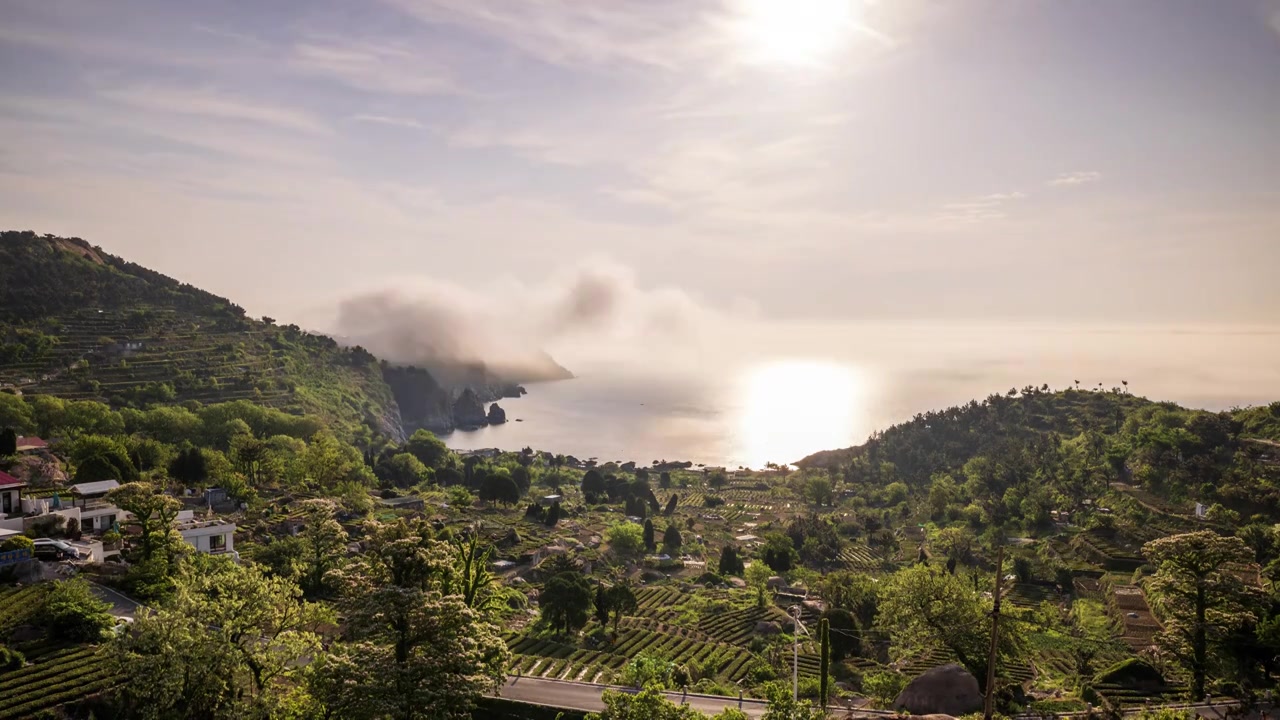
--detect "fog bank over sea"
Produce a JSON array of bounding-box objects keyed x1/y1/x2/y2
[{"x1": 444, "y1": 322, "x2": 1280, "y2": 469}]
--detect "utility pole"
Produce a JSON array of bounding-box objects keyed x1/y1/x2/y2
[
  {"x1": 983, "y1": 543, "x2": 1004, "y2": 720},
  {"x1": 792, "y1": 605, "x2": 801, "y2": 702}
]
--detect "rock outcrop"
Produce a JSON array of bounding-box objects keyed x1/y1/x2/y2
[
  {"x1": 893, "y1": 664, "x2": 982, "y2": 717},
  {"x1": 488, "y1": 403, "x2": 507, "y2": 424},
  {"x1": 453, "y1": 388, "x2": 489, "y2": 428}
]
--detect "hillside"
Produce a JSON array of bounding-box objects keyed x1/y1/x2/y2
[
  {"x1": 0, "y1": 231, "x2": 536, "y2": 442},
  {"x1": 799, "y1": 387, "x2": 1280, "y2": 517}
]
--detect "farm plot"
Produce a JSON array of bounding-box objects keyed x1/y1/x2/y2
[
  {"x1": 0, "y1": 585, "x2": 51, "y2": 635},
  {"x1": 0, "y1": 645, "x2": 121, "y2": 720}
]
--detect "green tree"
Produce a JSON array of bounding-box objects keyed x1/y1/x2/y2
[
  {"x1": 0, "y1": 427, "x2": 15, "y2": 456},
  {"x1": 112, "y1": 555, "x2": 327, "y2": 720},
  {"x1": 664, "y1": 494, "x2": 678, "y2": 516},
  {"x1": 1143, "y1": 531, "x2": 1262, "y2": 698},
  {"x1": 167, "y1": 446, "x2": 208, "y2": 486},
  {"x1": 586, "y1": 687, "x2": 706, "y2": 720},
  {"x1": 643, "y1": 519, "x2": 656, "y2": 552},
  {"x1": 541, "y1": 572, "x2": 594, "y2": 637},
  {"x1": 479, "y1": 470, "x2": 521, "y2": 506},
  {"x1": 605, "y1": 522, "x2": 645, "y2": 557},
  {"x1": 621, "y1": 653, "x2": 674, "y2": 689},
  {"x1": 595, "y1": 585, "x2": 611, "y2": 627},
  {"x1": 718, "y1": 545, "x2": 744, "y2": 576},
  {"x1": 804, "y1": 476, "x2": 833, "y2": 507},
  {"x1": 0, "y1": 394, "x2": 34, "y2": 434},
  {"x1": 582, "y1": 469, "x2": 606, "y2": 501},
  {"x1": 108, "y1": 481, "x2": 182, "y2": 562},
  {"x1": 320, "y1": 519, "x2": 509, "y2": 720},
  {"x1": 663, "y1": 524, "x2": 683, "y2": 553},
  {"x1": 761, "y1": 532, "x2": 797, "y2": 573},
  {"x1": 760, "y1": 680, "x2": 826, "y2": 720},
  {"x1": 876, "y1": 564, "x2": 1025, "y2": 690},
  {"x1": 607, "y1": 583, "x2": 638, "y2": 636},
  {"x1": 72, "y1": 434, "x2": 138, "y2": 483},
  {"x1": 819, "y1": 617, "x2": 830, "y2": 709},
  {"x1": 378, "y1": 452, "x2": 431, "y2": 488},
  {"x1": 298, "y1": 499, "x2": 349, "y2": 597},
  {"x1": 862, "y1": 671, "x2": 907, "y2": 708},
  {"x1": 449, "y1": 530, "x2": 501, "y2": 615},
  {"x1": 404, "y1": 430, "x2": 453, "y2": 471},
  {"x1": 545, "y1": 501, "x2": 562, "y2": 527},
  {"x1": 746, "y1": 561, "x2": 773, "y2": 608},
  {"x1": 42, "y1": 577, "x2": 114, "y2": 642}
]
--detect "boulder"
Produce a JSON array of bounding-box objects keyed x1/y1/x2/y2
[
  {"x1": 727, "y1": 577, "x2": 747, "y2": 588},
  {"x1": 452, "y1": 389, "x2": 489, "y2": 428},
  {"x1": 755, "y1": 621, "x2": 783, "y2": 635},
  {"x1": 893, "y1": 664, "x2": 982, "y2": 717},
  {"x1": 487, "y1": 403, "x2": 507, "y2": 424}
]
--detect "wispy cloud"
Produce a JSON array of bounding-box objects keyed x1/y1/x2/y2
[
  {"x1": 1050, "y1": 170, "x2": 1102, "y2": 186},
  {"x1": 937, "y1": 191, "x2": 1026, "y2": 223},
  {"x1": 350, "y1": 114, "x2": 423, "y2": 129},
  {"x1": 290, "y1": 39, "x2": 455, "y2": 95},
  {"x1": 99, "y1": 86, "x2": 330, "y2": 135}
]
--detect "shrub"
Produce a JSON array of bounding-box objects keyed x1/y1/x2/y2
[
  {"x1": 1094, "y1": 658, "x2": 1164, "y2": 688},
  {"x1": 42, "y1": 577, "x2": 115, "y2": 642},
  {"x1": 0, "y1": 644, "x2": 25, "y2": 670},
  {"x1": 862, "y1": 670, "x2": 907, "y2": 707},
  {"x1": 0, "y1": 535, "x2": 34, "y2": 552}
]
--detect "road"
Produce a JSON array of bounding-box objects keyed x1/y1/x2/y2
[
  {"x1": 495, "y1": 676, "x2": 772, "y2": 718},
  {"x1": 88, "y1": 581, "x2": 142, "y2": 619}
]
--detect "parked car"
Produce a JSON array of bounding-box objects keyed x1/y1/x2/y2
[{"x1": 32, "y1": 538, "x2": 78, "y2": 561}]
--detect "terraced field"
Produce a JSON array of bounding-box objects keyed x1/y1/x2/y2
[
  {"x1": 0, "y1": 585, "x2": 51, "y2": 634},
  {"x1": 0, "y1": 644, "x2": 120, "y2": 720}
]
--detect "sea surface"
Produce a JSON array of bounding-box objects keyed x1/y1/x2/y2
[{"x1": 443, "y1": 322, "x2": 1280, "y2": 469}]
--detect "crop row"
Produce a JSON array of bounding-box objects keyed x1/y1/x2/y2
[
  {"x1": 698, "y1": 606, "x2": 777, "y2": 645},
  {"x1": 635, "y1": 587, "x2": 682, "y2": 611},
  {"x1": 0, "y1": 585, "x2": 49, "y2": 633},
  {"x1": 0, "y1": 668, "x2": 121, "y2": 720}
]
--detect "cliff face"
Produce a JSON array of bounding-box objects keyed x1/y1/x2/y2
[{"x1": 382, "y1": 362, "x2": 534, "y2": 435}]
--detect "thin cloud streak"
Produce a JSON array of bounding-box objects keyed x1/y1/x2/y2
[{"x1": 1050, "y1": 171, "x2": 1103, "y2": 186}]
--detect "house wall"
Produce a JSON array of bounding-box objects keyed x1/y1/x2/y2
[
  {"x1": 0, "y1": 489, "x2": 20, "y2": 517},
  {"x1": 180, "y1": 526, "x2": 236, "y2": 555}
]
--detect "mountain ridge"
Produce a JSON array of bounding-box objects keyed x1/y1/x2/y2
[{"x1": 0, "y1": 230, "x2": 556, "y2": 443}]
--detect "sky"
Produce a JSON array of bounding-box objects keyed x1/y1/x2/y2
[{"x1": 2, "y1": 0, "x2": 1279, "y2": 327}]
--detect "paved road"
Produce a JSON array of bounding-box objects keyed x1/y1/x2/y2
[
  {"x1": 496, "y1": 676, "x2": 771, "y2": 718},
  {"x1": 88, "y1": 581, "x2": 142, "y2": 619}
]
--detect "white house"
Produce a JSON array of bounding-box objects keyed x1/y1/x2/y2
[
  {"x1": 0, "y1": 471, "x2": 25, "y2": 521},
  {"x1": 69, "y1": 480, "x2": 125, "y2": 534},
  {"x1": 177, "y1": 517, "x2": 237, "y2": 558}
]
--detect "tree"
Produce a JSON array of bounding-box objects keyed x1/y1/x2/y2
[
  {"x1": 746, "y1": 562, "x2": 772, "y2": 608},
  {"x1": 112, "y1": 555, "x2": 327, "y2": 720},
  {"x1": 862, "y1": 671, "x2": 907, "y2": 708},
  {"x1": 378, "y1": 452, "x2": 431, "y2": 488},
  {"x1": 621, "y1": 653, "x2": 674, "y2": 689},
  {"x1": 479, "y1": 471, "x2": 521, "y2": 506},
  {"x1": 643, "y1": 519, "x2": 656, "y2": 552},
  {"x1": 167, "y1": 446, "x2": 208, "y2": 486},
  {"x1": 804, "y1": 476, "x2": 833, "y2": 507},
  {"x1": 605, "y1": 522, "x2": 645, "y2": 557},
  {"x1": 595, "y1": 585, "x2": 611, "y2": 627},
  {"x1": 817, "y1": 571, "x2": 878, "y2": 631},
  {"x1": 586, "y1": 687, "x2": 706, "y2": 720},
  {"x1": 664, "y1": 494, "x2": 678, "y2": 516},
  {"x1": 582, "y1": 469, "x2": 606, "y2": 501},
  {"x1": 545, "y1": 501, "x2": 562, "y2": 527},
  {"x1": 663, "y1": 524, "x2": 682, "y2": 553},
  {"x1": 761, "y1": 532, "x2": 797, "y2": 573},
  {"x1": 108, "y1": 481, "x2": 182, "y2": 562},
  {"x1": 449, "y1": 530, "x2": 501, "y2": 615},
  {"x1": 822, "y1": 608, "x2": 860, "y2": 661},
  {"x1": 298, "y1": 499, "x2": 349, "y2": 597},
  {"x1": 708, "y1": 471, "x2": 728, "y2": 489},
  {"x1": 876, "y1": 564, "x2": 1025, "y2": 690},
  {"x1": 320, "y1": 519, "x2": 509, "y2": 720},
  {"x1": 0, "y1": 427, "x2": 15, "y2": 456},
  {"x1": 42, "y1": 577, "x2": 114, "y2": 642},
  {"x1": 819, "y1": 617, "x2": 831, "y2": 709},
  {"x1": 72, "y1": 434, "x2": 139, "y2": 483},
  {"x1": 718, "y1": 545, "x2": 744, "y2": 577},
  {"x1": 607, "y1": 583, "x2": 638, "y2": 635},
  {"x1": 541, "y1": 572, "x2": 594, "y2": 636},
  {"x1": 404, "y1": 429, "x2": 453, "y2": 471},
  {"x1": 659, "y1": 471, "x2": 671, "y2": 489},
  {"x1": 760, "y1": 680, "x2": 826, "y2": 720},
  {"x1": 1143, "y1": 531, "x2": 1262, "y2": 698}
]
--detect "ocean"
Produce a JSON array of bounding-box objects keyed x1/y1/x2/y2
[{"x1": 442, "y1": 322, "x2": 1280, "y2": 469}]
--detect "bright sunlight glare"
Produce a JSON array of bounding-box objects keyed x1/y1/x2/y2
[
  {"x1": 734, "y1": 0, "x2": 859, "y2": 67},
  {"x1": 734, "y1": 360, "x2": 863, "y2": 470}
]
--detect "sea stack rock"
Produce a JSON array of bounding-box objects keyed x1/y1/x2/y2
[
  {"x1": 452, "y1": 389, "x2": 489, "y2": 428},
  {"x1": 488, "y1": 403, "x2": 507, "y2": 425}
]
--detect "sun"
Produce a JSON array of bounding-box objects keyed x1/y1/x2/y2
[{"x1": 734, "y1": 0, "x2": 859, "y2": 67}]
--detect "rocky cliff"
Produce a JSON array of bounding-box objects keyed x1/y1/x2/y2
[{"x1": 382, "y1": 362, "x2": 539, "y2": 435}]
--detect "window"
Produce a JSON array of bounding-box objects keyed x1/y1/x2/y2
[
  {"x1": 101, "y1": 515, "x2": 115, "y2": 530},
  {"x1": 1, "y1": 492, "x2": 11, "y2": 515},
  {"x1": 209, "y1": 534, "x2": 226, "y2": 552}
]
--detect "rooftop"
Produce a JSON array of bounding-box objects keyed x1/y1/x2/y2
[
  {"x1": 177, "y1": 518, "x2": 236, "y2": 531},
  {"x1": 0, "y1": 470, "x2": 25, "y2": 489},
  {"x1": 15, "y1": 436, "x2": 47, "y2": 451},
  {"x1": 70, "y1": 479, "x2": 120, "y2": 496}
]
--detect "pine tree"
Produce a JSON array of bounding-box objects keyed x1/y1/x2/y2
[
  {"x1": 544, "y1": 502, "x2": 561, "y2": 527},
  {"x1": 664, "y1": 494, "x2": 678, "y2": 516},
  {"x1": 0, "y1": 428, "x2": 16, "y2": 456},
  {"x1": 643, "y1": 519, "x2": 656, "y2": 552}
]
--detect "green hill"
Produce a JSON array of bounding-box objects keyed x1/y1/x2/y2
[
  {"x1": 0, "y1": 231, "x2": 483, "y2": 443},
  {"x1": 799, "y1": 387, "x2": 1280, "y2": 519}
]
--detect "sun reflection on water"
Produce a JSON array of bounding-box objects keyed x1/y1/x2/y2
[{"x1": 732, "y1": 360, "x2": 864, "y2": 470}]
